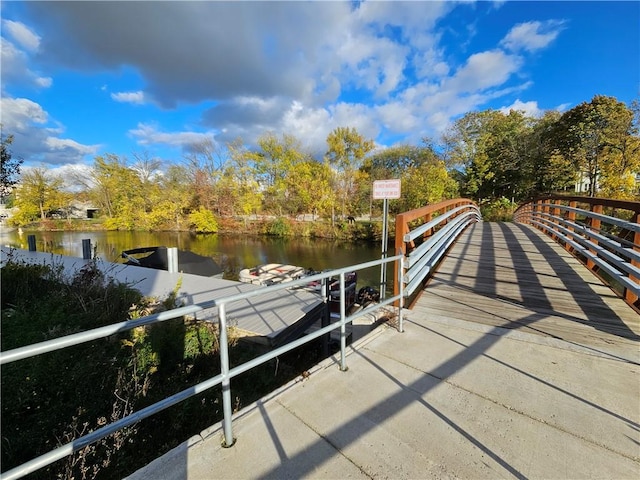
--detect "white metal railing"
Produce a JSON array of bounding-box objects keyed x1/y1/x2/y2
[
  {"x1": 514, "y1": 197, "x2": 640, "y2": 307},
  {"x1": 396, "y1": 200, "x2": 481, "y2": 297},
  {"x1": 0, "y1": 255, "x2": 404, "y2": 480}
]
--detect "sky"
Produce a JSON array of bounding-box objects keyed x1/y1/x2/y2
[{"x1": 1, "y1": 0, "x2": 639, "y2": 177}]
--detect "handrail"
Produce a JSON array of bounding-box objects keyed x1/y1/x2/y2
[
  {"x1": 514, "y1": 195, "x2": 640, "y2": 310},
  {"x1": 0, "y1": 254, "x2": 405, "y2": 480},
  {"x1": 394, "y1": 198, "x2": 481, "y2": 301}
]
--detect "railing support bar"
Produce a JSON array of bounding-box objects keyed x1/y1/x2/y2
[
  {"x1": 218, "y1": 303, "x2": 235, "y2": 447},
  {"x1": 398, "y1": 253, "x2": 405, "y2": 333},
  {"x1": 339, "y1": 272, "x2": 348, "y2": 371}
]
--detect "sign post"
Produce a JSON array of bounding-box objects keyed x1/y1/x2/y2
[{"x1": 372, "y1": 179, "x2": 401, "y2": 300}]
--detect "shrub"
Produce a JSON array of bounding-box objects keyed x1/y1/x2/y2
[
  {"x1": 188, "y1": 207, "x2": 219, "y2": 233},
  {"x1": 479, "y1": 197, "x2": 518, "y2": 222},
  {"x1": 265, "y1": 217, "x2": 292, "y2": 236}
]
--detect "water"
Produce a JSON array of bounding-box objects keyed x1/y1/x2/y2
[{"x1": 1, "y1": 229, "x2": 394, "y2": 293}]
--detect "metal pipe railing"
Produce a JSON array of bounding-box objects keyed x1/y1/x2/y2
[
  {"x1": 514, "y1": 195, "x2": 640, "y2": 310},
  {"x1": 394, "y1": 198, "x2": 480, "y2": 300},
  {"x1": 1, "y1": 254, "x2": 404, "y2": 480}
]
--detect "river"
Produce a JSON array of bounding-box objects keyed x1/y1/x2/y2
[{"x1": 0, "y1": 229, "x2": 394, "y2": 294}]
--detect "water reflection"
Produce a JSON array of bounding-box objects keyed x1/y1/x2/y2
[{"x1": 1, "y1": 230, "x2": 393, "y2": 293}]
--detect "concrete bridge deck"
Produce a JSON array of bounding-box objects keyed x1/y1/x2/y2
[{"x1": 128, "y1": 223, "x2": 639, "y2": 479}]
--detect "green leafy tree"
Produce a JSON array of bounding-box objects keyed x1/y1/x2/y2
[
  {"x1": 401, "y1": 161, "x2": 458, "y2": 211},
  {"x1": 528, "y1": 110, "x2": 576, "y2": 195},
  {"x1": 550, "y1": 95, "x2": 639, "y2": 198}
]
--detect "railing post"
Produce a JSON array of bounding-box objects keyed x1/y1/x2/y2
[
  {"x1": 587, "y1": 203, "x2": 603, "y2": 270},
  {"x1": 217, "y1": 302, "x2": 235, "y2": 447},
  {"x1": 28, "y1": 234, "x2": 37, "y2": 251},
  {"x1": 339, "y1": 272, "x2": 348, "y2": 371},
  {"x1": 398, "y1": 253, "x2": 404, "y2": 333},
  {"x1": 625, "y1": 211, "x2": 640, "y2": 305},
  {"x1": 82, "y1": 239, "x2": 92, "y2": 260},
  {"x1": 393, "y1": 213, "x2": 408, "y2": 302},
  {"x1": 565, "y1": 201, "x2": 577, "y2": 253},
  {"x1": 551, "y1": 200, "x2": 562, "y2": 242},
  {"x1": 167, "y1": 247, "x2": 178, "y2": 273}
]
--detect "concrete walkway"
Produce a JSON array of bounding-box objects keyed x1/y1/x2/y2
[{"x1": 127, "y1": 311, "x2": 639, "y2": 479}]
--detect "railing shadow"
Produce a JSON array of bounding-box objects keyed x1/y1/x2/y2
[{"x1": 503, "y1": 222, "x2": 640, "y2": 340}]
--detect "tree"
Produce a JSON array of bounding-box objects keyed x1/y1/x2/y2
[
  {"x1": 283, "y1": 160, "x2": 333, "y2": 219},
  {"x1": 527, "y1": 110, "x2": 576, "y2": 196},
  {"x1": 87, "y1": 155, "x2": 144, "y2": 229},
  {"x1": 12, "y1": 166, "x2": 64, "y2": 223},
  {"x1": 325, "y1": 127, "x2": 375, "y2": 219},
  {"x1": 249, "y1": 133, "x2": 307, "y2": 215},
  {"x1": 183, "y1": 138, "x2": 227, "y2": 213},
  {"x1": 401, "y1": 161, "x2": 459, "y2": 211},
  {"x1": 226, "y1": 139, "x2": 262, "y2": 219},
  {"x1": 550, "y1": 95, "x2": 639, "y2": 198},
  {"x1": 1, "y1": 132, "x2": 23, "y2": 199}
]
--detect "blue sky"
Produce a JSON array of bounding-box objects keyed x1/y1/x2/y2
[{"x1": 1, "y1": 1, "x2": 638, "y2": 177}]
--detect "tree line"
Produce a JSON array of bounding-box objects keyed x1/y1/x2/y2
[{"x1": 2, "y1": 94, "x2": 638, "y2": 231}]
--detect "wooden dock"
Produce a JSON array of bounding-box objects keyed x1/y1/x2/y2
[
  {"x1": 0, "y1": 247, "x2": 326, "y2": 347},
  {"x1": 413, "y1": 222, "x2": 640, "y2": 358}
]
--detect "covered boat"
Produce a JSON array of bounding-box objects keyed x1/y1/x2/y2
[
  {"x1": 121, "y1": 246, "x2": 223, "y2": 278},
  {"x1": 238, "y1": 263, "x2": 307, "y2": 286}
]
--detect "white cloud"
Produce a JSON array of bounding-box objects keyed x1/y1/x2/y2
[
  {"x1": 499, "y1": 99, "x2": 544, "y2": 117},
  {"x1": 500, "y1": 20, "x2": 565, "y2": 53},
  {"x1": 0, "y1": 96, "x2": 98, "y2": 165},
  {"x1": 45, "y1": 137, "x2": 97, "y2": 155},
  {"x1": 2, "y1": 20, "x2": 40, "y2": 51},
  {"x1": 0, "y1": 37, "x2": 52, "y2": 90},
  {"x1": 1, "y1": 97, "x2": 49, "y2": 129},
  {"x1": 447, "y1": 50, "x2": 523, "y2": 93},
  {"x1": 111, "y1": 90, "x2": 145, "y2": 105}
]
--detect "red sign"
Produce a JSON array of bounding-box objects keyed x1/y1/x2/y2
[{"x1": 373, "y1": 179, "x2": 401, "y2": 199}]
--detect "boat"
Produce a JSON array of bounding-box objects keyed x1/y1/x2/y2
[
  {"x1": 238, "y1": 263, "x2": 308, "y2": 286},
  {"x1": 121, "y1": 246, "x2": 223, "y2": 278}
]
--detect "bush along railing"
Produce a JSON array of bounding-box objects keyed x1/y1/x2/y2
[
  {"x1": 0, "y1": 255, "x2": 405, "y2": 480},
  {"x1": 394, "y1": 198, "x2": 481, "y2": 302},
  {"x1": 514, "y1": 195, "x2": 640, "y2": 311}
]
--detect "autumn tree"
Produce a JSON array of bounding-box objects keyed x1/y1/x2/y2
[
  {"x1": 183, "y1": 138, "x2": 227, "y2": 213},
  {"x1": 325, "y1": 126, "x2": 375, "y2": 220},
  {"x1": 86, "y1": 155, "x2": 145, "y2": 229},
  {"x1": 12, "y1": 166, "x2": 64, "y2": 224},
  {"x1": 248, "y1": 133, "x2": 307, "y2": 215},
  {"x1": 226, "y1": 139, "x2": 262, "y2": 219}
]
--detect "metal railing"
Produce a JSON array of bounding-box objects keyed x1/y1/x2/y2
[
  {"x1": 0, "y1": 255, "x2": 404, "y2": 480},
  {"x1": 394, "y1": 198, "x2": 481, "y2": 300},
  {"x1": 514, "y1": 195, "x2": 640, "y2": 310}
]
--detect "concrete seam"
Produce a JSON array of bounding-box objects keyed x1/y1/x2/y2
[{"x1": 275, "y1": 398, "x2": 375, "y2": 479}]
